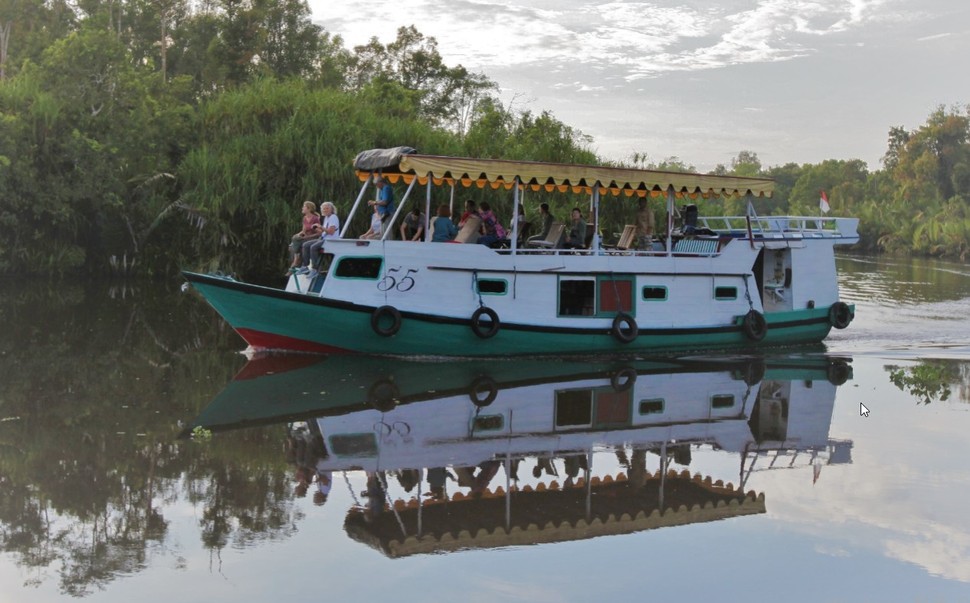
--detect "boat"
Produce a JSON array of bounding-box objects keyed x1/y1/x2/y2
[
  {"x1": 183, "y1": 148, "x2": 859, "y2": 357},
  {"x1": 188, "y1": 353, "x2": 853, "y2": 556},
  {"x1": 188, "y1": 352, "x2": 851, "y2": 433}
]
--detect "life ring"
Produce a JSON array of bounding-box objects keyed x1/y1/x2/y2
[
  {"x1": 611, "y1": 312, "x2": 638, "y2": 344},
  {"x1": 828, "y1": 302, "x2": 853, "y2": 329},
  {"x1": 827, "y1": 360, "x2": 851, "y2": 385},
  {"x1": 367, "y1": 378, "x2": 400, "y2": 412},
  {"x1": 468, "y1": 375, "x2": 498, "y2": 407},
  {"x1": 371, "y1": 305, "x2": 402, "y2": 337},
  {"x1": 470, "y1": 307, "x2": 500, "y2": 339},
  {"x1": 611, "y1": 367, "x2": 637, "y2": 392},
  {"x1": 742, "y1": 310, "x2": 768, "y2": 342}
]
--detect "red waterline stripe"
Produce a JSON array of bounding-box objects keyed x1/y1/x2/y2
[
  {"x1": 232, "y1": 354, "x2": 327, "y2": 381},
  {"x1": 235, "y1": 328, "x2": 355, "y2": 355}
]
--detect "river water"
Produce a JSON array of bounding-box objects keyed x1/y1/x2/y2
[{"x1": 2, "y1": 254, "x2": 970, "y2": 601}]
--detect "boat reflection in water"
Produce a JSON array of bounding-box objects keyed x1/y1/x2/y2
[{"x1": 192, "y1": 354, "x2": 854, "y2": 558}]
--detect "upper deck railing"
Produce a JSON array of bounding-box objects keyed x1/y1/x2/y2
[{"x1": 699, "y1": 215, "x2": 860, "y2": 241}]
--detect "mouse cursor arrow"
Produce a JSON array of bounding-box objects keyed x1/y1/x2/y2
[{"x1": 860, "y1": 403, "x2": 870, "y2": 417}]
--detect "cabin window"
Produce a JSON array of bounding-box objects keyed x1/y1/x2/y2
[
  {"x1": 597, "y1": 277, "x2": 634, "y2": 314},
  {"x1": 711, "y1": 394, "x2": 735, "y2": 409},
  {"x1": 328, "y1": 433, "x2": 378, "y2": 457},
  {"x1": 472, "y1": 415, "x2": 504, "y2": 431},
  {"x1": 555, "y1": 389, "x2": 593, "y2": 427},
  {"x1": 334, "y1": 257, "x2": 383, "y2": 279},
  {"x1": 477, "y1": 279, "x2": 507, "y2": 295},
  {"x1": 558, "y1": 276, "x2": 635, "y2": 317},
  {"x1": 595, "y1": 390, "x2": 631, "y2": 426},
  {"x1": 714, "y1": 286, "x2": 737, "y2": 300},
  {"x1": 639, "y1": 398, "x2": 664, "y2": 415},
  {"x1": 642, "y1": 286, "x2": 668, "y2": 301},
  {"x1": 558, "y1": 279, "x2": 596, "y2": 316}
]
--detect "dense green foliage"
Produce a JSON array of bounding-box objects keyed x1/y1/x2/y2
[{"x1": 1, "y1": 1, "x2": 969, "y2": 279}]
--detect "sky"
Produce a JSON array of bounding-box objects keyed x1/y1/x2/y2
[{"x1": 308, "y1": 1, "x2": 970, "y2": 172}]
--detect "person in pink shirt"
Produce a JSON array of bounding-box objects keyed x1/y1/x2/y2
[{"x1": 287, "y1": 201, "x2": 321, "y2": 274}]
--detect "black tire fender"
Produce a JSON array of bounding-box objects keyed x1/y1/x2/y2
[
  {"x1": 827, "y1": 360, "x2": 851, "y2": 385},
  {"x1": 371, "y1": 305, "x2": 402, "y2": 337},
  {"x1": 743, "y1": 360, "x2": 766, "y2": 386},
  {"x1": 368, "y1": 378, "x2": 400, "y2": 412},
  {"x1": 468, "y1": 375, "x2": 498, "y2": 407},
  {"x1": 828, "y1": 302, "x2": 853, "y2": 329},
  {"x1": 470, "y1": 307, "x2": 500, "y2": 339},
  {"x1": 611, "y1": 367, "x2": 637, "y2": 392},
  {"x1": 742, "y1": 310, "x2": 768, "y2": 342},
  {"x1": 611, "y1": 312, "x2": 638, "y2": 344}
]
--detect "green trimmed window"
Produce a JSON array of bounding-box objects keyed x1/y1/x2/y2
[{"x1": 477, "y1": 279, "x2": 508, "y2": 295}]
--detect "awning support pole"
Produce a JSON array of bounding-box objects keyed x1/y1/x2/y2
[
  {"x1": 592, "y1": 185, "x2": 601, "y2": 252},
  {"x1": 510, "y1": 177, "x2": 521, "y2": 254},
  {"x1": 340, "y1": 175, "x2": 372, "y2": 238},
  {"x1": 505, "y1": 455, "x2": 512, "y2": 532},
  {"x1": 659, "y1": 441, "x2": 667, "y2": 512},
  {"x1": 424, "y1": 177, "x2": 433, "y2": 242},
  {"x1": 665, "y1": 185, "x2": 675, "y2": 257}
]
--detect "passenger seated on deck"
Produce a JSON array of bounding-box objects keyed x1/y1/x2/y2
[
  {"x1": 682, "y1": 204, "x2": 698, "y2": 235},
  {"x1": 563, "y1": 207, "x2": 587, "y2": 249},
  {"x1": 399, "y1": 206, "x2": 427, "y2": 241},
  {"x1": 458, "y1": 199, "x2": 479, "y2": 228},
  {"x1": 287, "y1": 200, "x2": 321, "y2": 274},
  {"x1": 527, "y1": 203, "x2": 555, "y2": 245},
  {"x1": 476, "y1": 202, "x2": 507, "y2": 246},
  {"x1": 359, "y1": 204, "x2": 383, "y2": 240},
  {"x1": 680, "y1": 203, "x2": 716, "y2": 237},
  {"x1": 301, "y1": 201, "x2": 340, "y2": 274},
  {"x1": 431, "y1": 204, "x2": 458, "y2": 242}
]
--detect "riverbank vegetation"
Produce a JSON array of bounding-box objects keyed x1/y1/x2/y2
[{"x1": 2, "y1": 1, "x2": 969, "y2": 279}]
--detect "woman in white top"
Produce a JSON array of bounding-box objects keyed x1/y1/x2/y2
[
  {"x1": 302, "y1": 202, "x2": 341, "y2": 272},
  {"x1": 359, "y1": 203, "x2": 383, "y2": 240}
]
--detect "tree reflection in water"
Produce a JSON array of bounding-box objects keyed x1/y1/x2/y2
[
  {"x1": 0, "y1": 281, "x2": 301, "y2": 596},
  {"x1": 887, "y1": 359, "x2": 970, "y2": 405}
]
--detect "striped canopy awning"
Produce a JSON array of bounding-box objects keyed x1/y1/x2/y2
[
  {"x1": 344, "y1": 469, "x2": 765, "y2": 557},
  {"x1": 356, "y1": 153, "x2": 773, "y2": 199}
]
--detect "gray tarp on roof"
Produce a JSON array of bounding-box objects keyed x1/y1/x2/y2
[{"x1": 353, "y1": 146, "x2": 417, "y2": 171}]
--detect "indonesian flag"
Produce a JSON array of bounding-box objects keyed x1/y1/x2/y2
[{"x1": 819, "y1": 190, "x2": 831, "y2": 214}]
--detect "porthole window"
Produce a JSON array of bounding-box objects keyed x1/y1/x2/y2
[{"x1": 477, "y1": 279, "x2": 507, "y2": 295}]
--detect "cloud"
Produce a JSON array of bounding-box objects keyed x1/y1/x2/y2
[
  {"x1": 467, "y1": 577, "x2": 565, "y2": 603},
  {"x1": 309, "y1": 0, "x2": 968, "y2": 168},
  {"x1": 755, "y1": 376, "x2": 970, "y2": 584},
  {"x1": 314, "y1": 1, "x2": 890, "y2": 80},
  {"x1": 917, "y1": 32, "x2": 953, "y2": 42}
]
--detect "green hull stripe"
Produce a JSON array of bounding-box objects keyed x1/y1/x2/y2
[{"x1": 184, "y1": 272, "x2": 839, "y2": 357}]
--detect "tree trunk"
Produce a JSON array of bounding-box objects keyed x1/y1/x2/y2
[
  {"x1": 0, "y1": 21, "x2": 11, "y2": 80},
  {"x1": 160, "y1": 14, "x2": 167, "y2": 83}
]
